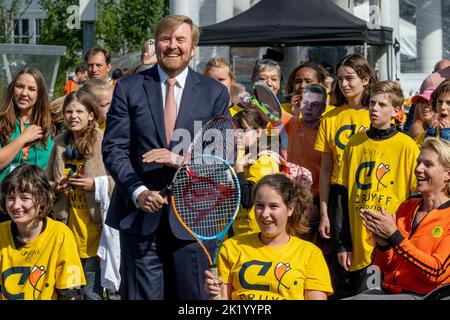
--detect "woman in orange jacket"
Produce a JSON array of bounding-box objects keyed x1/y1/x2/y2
[{"x1": 347, "y1": 137, "x2": 450, "y2": 299}]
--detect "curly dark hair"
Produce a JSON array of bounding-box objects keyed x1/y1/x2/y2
[{"x1": 1, "y1": 164, "x2": 54, "y2": 220}]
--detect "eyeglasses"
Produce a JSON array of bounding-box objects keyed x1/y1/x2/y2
[{"x1": 255, "y1": 59, "x2": 278, "y2": 66}]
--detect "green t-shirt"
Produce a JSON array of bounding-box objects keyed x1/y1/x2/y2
[{"x1": 0, "y1": 119, "x2": 54, "y2": 182}]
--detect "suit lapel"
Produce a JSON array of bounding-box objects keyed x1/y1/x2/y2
[
  {"x1": 143, "y1": 67, "x2": 167, "y2": 146},
  {"x1": 172, "y1": 68, "x2": 201, "y2": 147}
]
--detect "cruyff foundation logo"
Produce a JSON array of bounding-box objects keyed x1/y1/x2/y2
[
  {"x1": 335, "y1": 125, "x2": 369, "y2": 150},
  {"x1": 2, "y1": 265, "x2": 47, "y2": 300},
  {"x1": 355, "y1": 161, "x2": 392, "y2": 191},
  {"x1": 274, "y1": 262, "x2": 302, "y2": 294},
  {"x1": 29, "y1": 265, "x2": 47, "y2": 300},
  {"x1": 375, "y1": 163, "x2": 390, "y2": 191},
  {"x1": 358, "y1": 125, "x2": 369, "y2": 133}
]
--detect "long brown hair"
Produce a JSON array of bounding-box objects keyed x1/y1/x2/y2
[
  {"x1": 62, "y1": 90, "x2": 99, "y2": 160},
  {"x1": 332, "y1": 54, "x2": 377, "y2": 108},
  {"x1": 0, "y1": 67, "x2": 52, "y2": 148},
  {"x1": 253, "y1": 174, "x2": 311, "y2": 236}
]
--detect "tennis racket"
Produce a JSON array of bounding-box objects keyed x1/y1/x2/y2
[
  {"x1": 170, "y1": 154, "x2": 240, "y2": 300},
  {"x1": 249, "y1": 82, "x2": 282, "y2": 122},
  {"x1": 160, "y1": 116, "x2": 237, "y2": 198}
]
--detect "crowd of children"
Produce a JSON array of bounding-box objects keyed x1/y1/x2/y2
[{"x1": 1, "y1": 30, "x2": 450, "y2": 300}]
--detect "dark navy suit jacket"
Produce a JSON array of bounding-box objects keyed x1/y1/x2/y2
[{"x1": 103, "y1": 65, "x2": 230, "y2": 238}]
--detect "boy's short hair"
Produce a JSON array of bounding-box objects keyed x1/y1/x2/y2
[
  {"x1": 304, "y1": 83, "x2": 327, "y2": 103},
  {"x1": 84, "y1": 47, "x2": 111, "y2": 65},
  {"x1": 370, "y1": 81, "x2": 404, "y2": 108}
]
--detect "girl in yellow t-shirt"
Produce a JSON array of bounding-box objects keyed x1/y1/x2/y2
[
  {"x1": 0, "y1": 164, "x2": 85, "y2": 300},
  {"x1": 205, "y1": 173, "x2": 333, "y2": 300},
  {"x1": 314, "y1": 54, "x2": 377, "y2": 244},
  {"x1": 232, "y1": 109, "x2": 280, "y2": 236}
]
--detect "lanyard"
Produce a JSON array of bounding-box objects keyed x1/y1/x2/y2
[{"x1": 19, "y1": 118, "x2": 31, "y2": 162}]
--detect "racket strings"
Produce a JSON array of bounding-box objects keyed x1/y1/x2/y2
[
  {"x1": 190, "y1": 119, "x2": 237, "y2": 164},
  {"x1": 172, "y1": 159, "x2": 239, "y2": 238},
  {"x1": 254, "y1": 85, "x2": 282, "y2": 119}
]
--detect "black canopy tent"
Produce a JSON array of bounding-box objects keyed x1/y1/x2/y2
[{"x1": 198, "y1": 0, "x2": 393, "y2": 47}]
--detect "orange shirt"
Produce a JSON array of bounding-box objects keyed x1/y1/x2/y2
[
  {"x1": 373, "y1": 198, "x2": 450, "y2": 295},
  {"x1": 63, "y1": 79, "x2": 79, "y2": 95},
  {"x1": 279, "y1": 113, "x2": 321, "y2": 197}
]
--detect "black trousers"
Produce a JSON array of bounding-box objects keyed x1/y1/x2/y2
[
  {"x1": 119, "y1": 210, "x2": 213, "y2": 300},
  {"x1": 327, "y1": 184, "x2": 369, "y2": 299}
]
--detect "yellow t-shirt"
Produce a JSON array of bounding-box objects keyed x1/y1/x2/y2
[
  {"x1": 0, "y1": 218, "x2": 86, "y2": 300},
  {"x1": 229, "y1": 104, "x2": 243, "y2": 117},
  {"x1": 232, "y1": 154, "x2": 280, "y2": 236},
  {"x1": 314, "y1": 105, "x2": 371, "y2": 184},
  {"x1": 336, "y1": 131, "x2": 419, "y2": 271},
  {"x1": 323, "y1": 104, "x2": 336, "y2": 115},
  {"x1": 414, "y1": 131, "x2": 426, "y2": 146},
  {"x1": 65, "y1": 160, "x2": 100, "y2": 259},
  {"x1": 98, "y1": 121, "x2": 106, "y2": 131},
  {"x1": 281, "y1": 102, "x2": 291, "y2": 115},
  {"x1": 218, "y1": 233, "x2": 333, "y2": 300}
]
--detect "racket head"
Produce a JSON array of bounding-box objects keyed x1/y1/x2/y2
[
  {"x1": 253, "y1": 82, "x2": 282, "y2": 122},
  {"x1": 189, "y1": 116, "x2": 238, "y2": 165},
  {"x1": 171, "y1": 154, "x2": 240, "y2": 264}
]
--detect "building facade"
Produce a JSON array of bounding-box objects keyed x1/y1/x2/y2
[{"x1": 171, "y1": 0, "x2": 450, "y2": 96}]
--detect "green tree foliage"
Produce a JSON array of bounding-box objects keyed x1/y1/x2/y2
[
  {"x1": 38, "y1": 0, "x2": 83, "y2": 97},
  {"x1": 37, "y1": 0, "x2": 168, "y2": 98},
  {"x1": 97, "y1": 0, "x2": 168, "y2": 54}
]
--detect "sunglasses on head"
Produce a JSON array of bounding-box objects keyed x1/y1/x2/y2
[{"x1": 256, "y1": 59, "x2": 279, "y2": 66}]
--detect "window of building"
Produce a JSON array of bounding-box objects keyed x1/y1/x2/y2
[
  {"x1": 36, "y1": 18, "x2": 43, "y2": 43},
  {"x1": 14, "y1": 19, "x2": 29, "y2": 44}
]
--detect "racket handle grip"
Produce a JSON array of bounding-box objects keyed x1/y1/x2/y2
[
  {"x1": 159, "y1": 185, "x2": 171, "y2": 198},
  {"x1": 208, "y1": 265, "x2": 222, "y2": 301}
]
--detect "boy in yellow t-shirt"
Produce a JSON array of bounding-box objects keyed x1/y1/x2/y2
[
  {"x1": 0, "y1": 164, "x2": 85, "y2": 300},
  {"x1": 335, "y1": 81, "x2": 419, "y2": 298}
]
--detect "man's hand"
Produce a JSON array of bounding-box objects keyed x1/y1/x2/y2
[
  {"x1": 137, "y1": 189, "x2": 167, "y2": 214},
  {"x1": 142, "y1": 149, "x2": 183, "y2": 168}
]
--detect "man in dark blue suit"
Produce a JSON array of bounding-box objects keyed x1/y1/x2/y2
[{"x1": 102, "y1": 15, "x2": 230, "y2": 300}]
